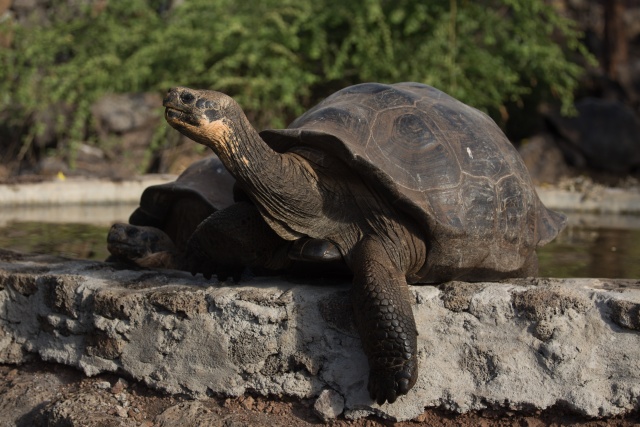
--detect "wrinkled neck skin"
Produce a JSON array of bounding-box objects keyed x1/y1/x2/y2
[
  {"x1": 200, "y1": 110, "x2": 326, "y2": 242},
  {"x1": 311, "y1": 162, "x2": 428, "y2": 281},
  {"x1": 204, "y1": 112, "x2": 427, "y2": 279}
]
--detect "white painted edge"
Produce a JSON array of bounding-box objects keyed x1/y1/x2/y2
[
  {"x1": 0, "y1": 175, "x2": 176, "y2": 207},
  {"x1": 1, "y1": 178, "x2": 639, "y2": 215},
  {"x1": 536, "y1": 187, "x2": 640, "y2": 215}
]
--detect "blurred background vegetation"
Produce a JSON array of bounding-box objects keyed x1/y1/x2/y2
[{"x1": 0, "y1": 0, "x2": 595, "y2": 176}]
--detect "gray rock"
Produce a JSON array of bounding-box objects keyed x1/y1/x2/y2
[
  {"x1": 95, "y1": 380, "x2": 111, "y2": 390},
  {"x1": 546, "y1": 98, "x2": 640, "y2": 174},
  {"x1": 518, "y1": 133, "x2": 571, "y2": 185},
  {"x1": 91, "y1": 92, "x2": 162, "y2": 136},
  {"x1": 313, "y1": 389, "x2": 344, "y2": 422},
  {"x1": 1, "y1": 251, "x2": 640, "y2": 422}
]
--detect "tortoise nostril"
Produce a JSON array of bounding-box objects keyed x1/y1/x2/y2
[{"x1": 180, "y1": 92, "x2": 195, "y2": 104}]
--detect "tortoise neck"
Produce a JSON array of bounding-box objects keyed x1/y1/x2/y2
[
  {"x1": 204, "y1": 110, "x2": 277, "y2": 180},
  {"x1": 211, "y1": 113, "x2": 324, "y2": 241}
]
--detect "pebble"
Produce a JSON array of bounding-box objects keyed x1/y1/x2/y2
[
  {"x1": 94, "y1": 381, "x2": 111, "y2": 390},
  {"x1": 110, "y1": 378, "x2": 129, "y2": 394},
  {"x1": 115, "y1": 392, "x2": 129, "y2": 406},
  {"x1": 240, "y1": 395, "x2": 254, "y2": 410},
  {"x1": 313, "y1": 389, "x2": 345, "y2": 422},
  {"x1": 115, "y1": 405, "x2": 128, "y2": 418}
]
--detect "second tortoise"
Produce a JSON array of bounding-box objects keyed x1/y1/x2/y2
[{"x1": 107, "y1": 157, "x2": 342, "y2": 277}]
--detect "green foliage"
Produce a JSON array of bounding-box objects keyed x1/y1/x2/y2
[
  {"x1": 309, "y1": 0, "x2": 594, "y2": 117},
  {"x1": 0, "y1": 1, "x2": 164, "y2": 163},
  {"x1": 0, "y1": 0, "x2": 595, "y2": 165}
]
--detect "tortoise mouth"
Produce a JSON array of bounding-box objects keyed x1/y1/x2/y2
[
  {"x1": 163, "y1": 89, "x2": 190, "y2": 121},
  {"x1": 165, "y1": 107, "x2": 183, "y2": 121},
  {"x1": 107, "y1": 240, "x2": 147, "y2": 259},
  {"x1": 163, "y1": 92, "x2": 185, "y2": 116},
  {"x1": 164, "y1": 91, "x2": 201, "y2": 126},
  {"x1": 164, "y1": 105, "x2": 201, "y2": 127}
]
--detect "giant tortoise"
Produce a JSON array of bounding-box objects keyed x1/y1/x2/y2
[{"x1": 163, "y1": 82, "x2": 566, "y2": 404}]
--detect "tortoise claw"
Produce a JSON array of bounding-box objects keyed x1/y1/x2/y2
[
  {"x1": 368, "y1": 359, "x2": 417, "y2": 405},
  {"x1": 216, "y1": 265, "x2": 243, "y2": 283}
]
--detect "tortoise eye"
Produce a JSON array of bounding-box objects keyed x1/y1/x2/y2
[{"x1": 180, "y1": 92, "x2": 196, "y2": 104}]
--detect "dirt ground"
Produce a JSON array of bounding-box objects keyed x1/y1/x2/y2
[{"x1": 1, "y1": 362, "x2": 638, "y2": 427}]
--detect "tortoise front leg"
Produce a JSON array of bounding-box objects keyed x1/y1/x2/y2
[
  {"x1": 351, "y1": 237, "x2": 419, "y2": 404},
  {"x1": 185, "y1": 202, "x2": 291, "y2": 281}
]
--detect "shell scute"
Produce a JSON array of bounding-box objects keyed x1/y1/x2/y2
[
  {"x1": 461, "y1": 177, "x2": 498, "y2": 237},
  {"x1": 361, "y1": 86, "x2": 422, "y2": 111},
  {"x1": 496, "y1": 175, "x2": 534, "y2": 248},
  {"x1": 369, "y1": 109, "x2": 461, "y2": 192},
  {"x1": 425, "y1": 188, "x2": 464, "y2": 232}
]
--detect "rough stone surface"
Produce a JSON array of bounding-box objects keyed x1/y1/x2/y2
[{"x1": 1, "y1": 251, "x2": 640, "y2": 422}]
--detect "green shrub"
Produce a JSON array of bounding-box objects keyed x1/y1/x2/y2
[{"x1": 0, "y1": 0, "x2": 595, "y2": 167}]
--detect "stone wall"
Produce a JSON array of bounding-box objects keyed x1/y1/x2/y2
[{"x1": 1, "y1": 251, "x2": 639, "y2": 421}]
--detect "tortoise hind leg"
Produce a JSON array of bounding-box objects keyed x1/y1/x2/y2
[{"x1": 350, "y1": 237, "x2": 418, "y2": 404}]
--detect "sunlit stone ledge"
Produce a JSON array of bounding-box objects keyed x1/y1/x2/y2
[{"x1": 1, "y1": 251, "x2": 639, "y2": 421}]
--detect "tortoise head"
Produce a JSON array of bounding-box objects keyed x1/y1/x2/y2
[
  {"x1": 107, "y1": 223, "x2": 177, "y2": 260},
  {"x1": 164, "y1": 87, "x2": 239, "y2": 150}
]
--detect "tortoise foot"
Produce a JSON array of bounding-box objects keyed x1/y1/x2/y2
[
  {"x1": 184, "y1": 237, "x2": 243, "y2": 281},
  {"x1": 368, "y1": 356, "x2": 418, "y2": 405},
  {"x1": 184, "y1": 202, "x2": 291, "y2": 281}
]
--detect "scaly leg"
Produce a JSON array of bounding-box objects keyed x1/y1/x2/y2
[
  {"x1": 185, "y1": 202, "x2": 290, "y2": 281},
  {"x1": 350, "y1": 237, "x2": 419, "y2": 404}
]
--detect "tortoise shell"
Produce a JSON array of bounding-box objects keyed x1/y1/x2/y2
[
  {"x1": 261, "y1": 82, "x2": 565, "y2": 281},
  {"x1": 129, "y1": 157, "x2": 236, "y2": 250}
]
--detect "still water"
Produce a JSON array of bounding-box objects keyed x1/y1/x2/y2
[{"x1": 0, "y1": 205, "x2": 638, "y2": 279}]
